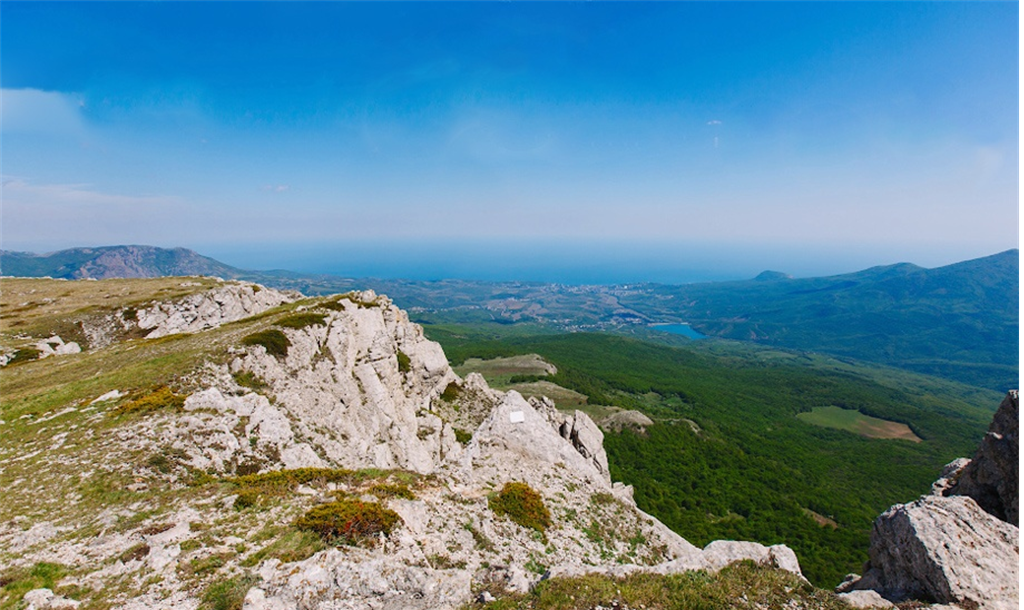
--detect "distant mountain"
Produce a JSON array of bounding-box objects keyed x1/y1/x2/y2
[
  {"x1": 1, "y1": 245, "x2": 245, "y2": 280},
  {"x1": 626, "y1": 250, "x2": 1019, "y2": 391}
]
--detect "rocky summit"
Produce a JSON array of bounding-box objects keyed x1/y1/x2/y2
[{"x1": 0, "y1": 278, "x2": 818, "y2": 610}]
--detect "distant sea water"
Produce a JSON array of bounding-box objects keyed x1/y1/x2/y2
[{"x1": 199, "y1": 240, "x2": 987, "y2": 286}]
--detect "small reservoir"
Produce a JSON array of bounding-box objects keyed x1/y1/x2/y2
[{"x1": 651, "y1": 323, "x2": 706, "y2": 340}]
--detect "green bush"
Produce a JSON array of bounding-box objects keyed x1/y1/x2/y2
[
  {"x1": 276, "y1": 313, "x2": 327, "y2": 329},
  {"x1": 441, "y1": 381, "x2": 462, "y2": 402},
  {"x1": 453, "y1": 428, "x2": 473, "y2": 444},
  {"x1": 295, "y1": 499, "x2": 401, "y2": 546},
  {"x1": 241, "y1": 329, "x2": 290, "y2": 358},
  {"x1": 489, "y1": 482, "x2": 551, "y2": 533},
  {"x1": 115, "y1": 386, "x2": 186, "y2": 415},
  {"x1": 397, "y1": 350, "x2": 412, "y2": 373}
]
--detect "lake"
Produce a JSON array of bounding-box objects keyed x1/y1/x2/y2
[{"x1": 650, "y1": 323, "x2": 706, "y2": 340}]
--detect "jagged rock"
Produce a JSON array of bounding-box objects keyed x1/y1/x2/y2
[
  {"x1": 851, "y1": 495, "x2": 1018, "y2": 609},
  {"x1": 235, "y1": 292, "x2": 458, "y2": 474},
  {"x1": 527, "y1": 396, "x2": 610, "y2": 480},
  {"x1": 944, "y1": 390, "x2": 1018, "y2": 525},
  {"x1": 930, "y1": 457, "x2": 971, "y2": 495},
  {"x1": 32, "y1": 335, "x2": 82, "y2": 359},
  {"x1": 137, "y1": 282, "x2": 294, "y2": 338}
]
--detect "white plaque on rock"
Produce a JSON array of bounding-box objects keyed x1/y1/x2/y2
[{"x1": 509, "y1": 410, "x2": 525, "y2": 423}]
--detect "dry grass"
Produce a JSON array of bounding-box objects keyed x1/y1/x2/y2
[{"x1": 0, "y1": 277, "x2": 220, "y2": 340}]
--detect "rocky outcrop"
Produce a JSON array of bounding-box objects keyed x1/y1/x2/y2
[
  {"x1": 847, "y1": 495, "x2": 1018, "y2": 609},
  {"x1": 1, "y1": 280, "x2": 813, "y2": 610},
  {"x1": 137, "y1": 282, "x2": 294, "y2": 338},
  {"x1": 944, "y1": 390, "x2": 1018, "y2": 525},
  {"x1": 842, "y1": 391, "x2": 1019, "y2": 609}
]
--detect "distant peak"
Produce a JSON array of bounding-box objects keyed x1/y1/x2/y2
[{"x1": 754, "y1": 270, "x2": 791, "y2": 281}]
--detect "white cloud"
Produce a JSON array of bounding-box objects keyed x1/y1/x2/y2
[
  {"x1": 260, "y1": 184, "x2": 290, "y2": 193},
  {"x1": 1, "y1": 89, "x2": 86, "y2": 135}
]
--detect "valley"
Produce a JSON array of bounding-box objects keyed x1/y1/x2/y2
[{"x1": 432, "y1": 328, "x2": 1000, "y2": 586}]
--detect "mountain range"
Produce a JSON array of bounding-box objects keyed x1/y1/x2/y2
[{"x1": 2, "y1": 244, "x2": 1017, "y2": 391}]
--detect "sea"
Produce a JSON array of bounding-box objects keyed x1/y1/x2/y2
[{"x1": 197, "y1": 239, "x2": 978, "y2": 286}]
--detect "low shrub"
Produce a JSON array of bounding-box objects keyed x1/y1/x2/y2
[
  {"x1": 232, "y1": 371, "x2": 268, "y2": 392},
  {"x1": 489, "y1": 482, "x2": 551, "y2": 533},
  {"x1": 116, "y1": 386, "x2": 186, "y2": 415},
  {"x1": 453, "y1": 428, "x2": 473, "y2": 444},
  {"x1": 241, "y1": 329, "x2": 290, "y2": 358},
  {"x1": 369, "y1": 482, "x2": 416, "y2": 500},
  {"x1": 441, "y1": 381, "x2": 462, "y2": 402},
  {"x1": 295, "y1": 499, "x2": 401, "y2": 546},
  {"x1": 232, "y1": 467, "x2": 355, "y2": 492},
  {"x1": 6, "y1": 347, "x2": 41, "y2": 366},
  {"x1": 275, "y1": 313, "x2": 327, "y2": 329}
]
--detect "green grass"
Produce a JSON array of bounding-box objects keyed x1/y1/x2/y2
[
  {"x1": 200, "y1": 573, "x2": 257, "y2": 610},
  {"x1": 275, "y1": 313, "x2": 327, "y2": 329},
  {"x1": 0, "y1": 563, "x2": 68, "y2": 610},
  {"x1": 465, "y1": 562, "x2": 846, "y2": 610},
  {"x1": 397, "y1": 350, "x2": 412, "y2": 373}
]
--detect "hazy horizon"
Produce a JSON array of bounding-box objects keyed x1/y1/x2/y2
[
  {"x1": 2, "y1": 3, "x2": 1018, "y2": 275},
  {"x1": 3, "y1": 239, "x2": 1014, "y2": 286}
]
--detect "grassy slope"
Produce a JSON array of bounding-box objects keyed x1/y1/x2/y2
[{"x1": 425, "y1": 325, "x2": 999, "y2": 587}]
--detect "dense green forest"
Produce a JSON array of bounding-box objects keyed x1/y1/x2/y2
[{"x1": 424, "y1": 326, "x2": 999, "y2": 586}]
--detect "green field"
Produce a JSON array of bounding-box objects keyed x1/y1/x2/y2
[{"x1": 797, "y1": 406, "x2": 922, "y2": 442}]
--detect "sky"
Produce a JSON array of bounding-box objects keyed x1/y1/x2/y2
[{"x1": 1, "y1": 2, "x2": 1019, "y2": 283}]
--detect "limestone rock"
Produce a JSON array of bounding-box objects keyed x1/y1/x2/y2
[
  {"x1": 22, "y1": 589, "x2": 80, "y2": 610},
  {"x1": 599, "y1": 409, "x2": 654, "y2": 433},
  {"x1": 137, "y1": 282, "x2": 294, "y2": 338},
  {"x1": 852, "y1": 494, "x2": 1018, "y2": 609},
  {"x1": 701, "y1": 540, "x2": 803, "y2": 577},
  {"x1": 837, "y1": 590, "x2": 894, "y2": 609},
  {"x1": 945, "y1": 390, "x2": 1018, "y2": 525}
]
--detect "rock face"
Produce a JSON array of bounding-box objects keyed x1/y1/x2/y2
[
  {"x1": 851, "y1": 495, "x2": 1018, "y2": 609},
  {"x1": 138, "y1": 282, "x2": 294, "y2": 338},
  {"x1": 944, "y1": 390, "x2": 1019, "y2": 525},
  {"x1": 844, "y1": 391, "x2": 1020, "y2": 610}
]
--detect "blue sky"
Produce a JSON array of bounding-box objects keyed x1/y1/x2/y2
[{"x1": 1, "y1": 2, "x2": 1018, "y2": 281}]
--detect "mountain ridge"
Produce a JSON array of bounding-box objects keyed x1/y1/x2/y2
[{"x1": 2, "y1": 244, "x2": 1016, "y2": 390}]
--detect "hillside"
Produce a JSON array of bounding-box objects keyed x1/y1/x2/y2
[
  {"x1": 424, "y1": 326, "x2": 1001, "y2": 586},
  {"x1": 0, "y1": 246, "x2": 245, "y2": 280},
  {"x1": 0, "y1": 277, "x2": 841, "y2": 610},
  {"x1": 628, "y1": 250, "x2": 1019, "y2": 391}
]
